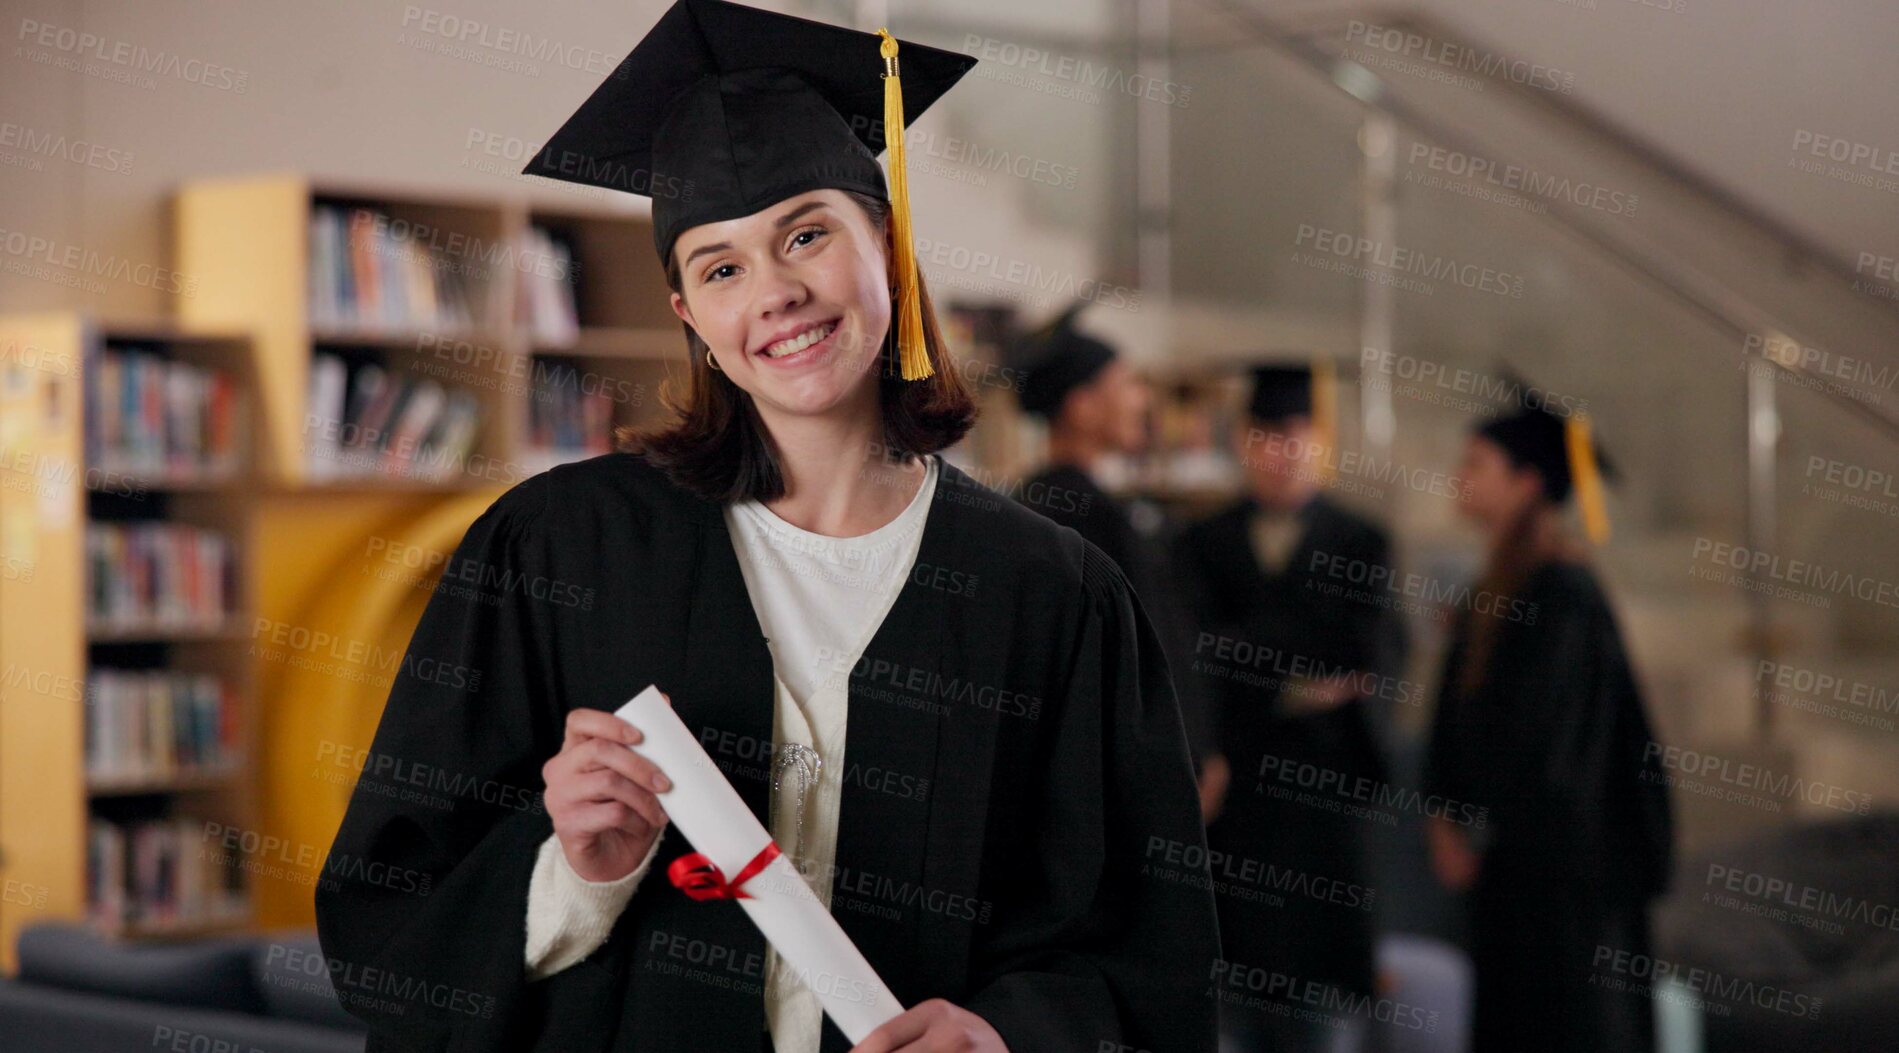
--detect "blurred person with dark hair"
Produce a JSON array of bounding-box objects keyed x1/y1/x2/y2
[
  {"x1": 1174, "y1": 364, "x2": 1405, "y2": 1053},
  {"x1": 1423, "y1": 399, "x2": 1673, "y2": 1053},
  {"x1": 1012, "y1": 304, "x2": 1226, "y2": 818}
]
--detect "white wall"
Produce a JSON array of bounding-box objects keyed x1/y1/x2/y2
[{"x1": 0, "y1": 0, "x2": 1103, "y2": 321}]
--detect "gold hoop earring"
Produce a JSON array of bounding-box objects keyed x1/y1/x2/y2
[{"x1": 705, "y1": 348, "x2": 722, "y2": 372}]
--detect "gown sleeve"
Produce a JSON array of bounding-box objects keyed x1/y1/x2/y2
[
  {"x1": 314, "y1": 472, "x2": 574, "y2": 1051},
  {"x1": 963, "y1": 541, "x2": 1221, "y2": 1053}
]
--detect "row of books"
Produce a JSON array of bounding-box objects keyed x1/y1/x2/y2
[
  {"x1": 88, "y1": 817, "x2": 249, "y2": 932},
  {"x1": 307, "y1": 352, "x2": 483, "y2": 482},
  {"x1": 515, "y1": 224, "x2": 581, "y2": 346},
  {"x1": 86, "y1": 523, "x2": 236, "y2": 631},
  {"x1": 85, "y1": 347, "x2": 247, "y2": 481},
  {"x1": 86, "y1": 670, "x2": 242, "y2": 786},
  {"x1": 308, "y1": 203, "x2": 480, "y2": 333}
]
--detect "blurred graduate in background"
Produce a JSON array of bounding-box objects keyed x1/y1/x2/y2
[
  {"x1": 1423, "y1": 396, "x2": 1674, "y2": 1053},
  {"x1": 1012, "y1": 304, "x2": 1226, "y2": 816},
  {"x1": 1174, "y1": 364, "x2": 1406, "y2": 1053}
]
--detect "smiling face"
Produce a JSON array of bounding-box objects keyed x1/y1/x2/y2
[{"x1": 669, "y1": 189, "x2": 893, "y2": 428}]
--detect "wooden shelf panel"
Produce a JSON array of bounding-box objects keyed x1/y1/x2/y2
[
  {"x1": 532, "y1": 325, "x2": 680, "y2": 361},
  {"x1": 85, "y1": 615, "x2": 253, "y2": 643},
  {"x1": 85, "y1": 469, "x2": 251, "y2": 493},
  {"x1": 87, "y1": 766, "x2": 246, "y2": 797},
  {"x1": 308, "y1": 325, "x2": 509, "y2": 350}
]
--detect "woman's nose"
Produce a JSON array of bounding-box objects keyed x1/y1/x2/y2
[{"x1": 753, "y1": 262, "x2": 807, "y2": 316}]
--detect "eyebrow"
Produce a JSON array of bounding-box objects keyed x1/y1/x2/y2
[{"x1": 680, "y1": 201, "x2": 832, "y2": 269}]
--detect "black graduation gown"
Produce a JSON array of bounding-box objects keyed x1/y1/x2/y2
[
  {"x1": 1018, "y1": 462, "x2": 1218, "y2": 767},
  {"x1": 313, "y1": 451, "x2": 1219, "y2": 1053},
  {"x1": 1423, "y1": 560, "x2": 1674, "y2": 1053},
  {"x1": 1172, "y1": 495, "x2": 1402, "y2": 1000}
]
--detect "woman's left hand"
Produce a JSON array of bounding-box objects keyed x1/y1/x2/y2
[{"x1": 848, "y1": 999, "x2": 1009, "y2": 1052}]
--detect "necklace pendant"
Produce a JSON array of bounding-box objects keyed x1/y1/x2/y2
[{"x1": 772, "y1": 742, "x2": 823, "y2": 871}]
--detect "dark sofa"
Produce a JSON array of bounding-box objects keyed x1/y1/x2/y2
[
  {"x1": 1653, "y1": 813, "x2": 1899, "y2": 1053},
  {"x1": 0, "y1": 922, "x2": 364, "y2": 1053}
]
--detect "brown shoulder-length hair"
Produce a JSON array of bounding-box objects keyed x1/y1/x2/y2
[
  {"x1": 1452, "y1": 445, "x2": 1584, "y2": 703},
  {"x1": 615, "y1": 190, "x2": 978, "y2": 504}
]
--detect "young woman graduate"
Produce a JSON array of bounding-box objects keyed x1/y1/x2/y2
[
  {"x1": 312, "y1": 3, "x2": 1219, "y2": 1052},
  {"x1": 1422, "y1": 398, "x2": 1674, "y2": 1053}
]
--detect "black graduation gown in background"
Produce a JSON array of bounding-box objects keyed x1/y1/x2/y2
[
  {"x1": 1173, "y1": 494, "x2": 1403, "y2": 1001},
  {"x1": 314, "y1": 451, "x2": 1219, "y2": 1053},
  {"x1": 1019, "y1": 462, "x2": 1219, "y2": 768},
  {"x1": 1424, "y1": 560, "x2": 1674, "y2": 1053}
]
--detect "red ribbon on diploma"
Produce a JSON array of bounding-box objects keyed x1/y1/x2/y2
[{"x1": 667, "y1": 842, "x2": 782, "y2": 901}]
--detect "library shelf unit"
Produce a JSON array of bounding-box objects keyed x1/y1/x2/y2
[
  {"x1": 0, "y1": 313, "x2": 260, "y2": 971},
  {"x1": 172, "y1": 173, "x2": 683, "y2": 490}
]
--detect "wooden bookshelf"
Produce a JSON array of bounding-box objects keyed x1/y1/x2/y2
[
  {"x1": 0, "y1": 314, "x2": 260, "y2": 971},
  {"x1": 172, "y1": 174, "x2": 681, "y2": 488}
]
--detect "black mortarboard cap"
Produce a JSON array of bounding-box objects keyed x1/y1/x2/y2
[
  {"x1": 1248, "y1": 364, "x2": 1315, "y2": 422},
  {"x1": 1472, "y1": 366, "x2": 1616, "y2": 542},
  {"x1": 1477, "y1": 407, "x2": 1574, "y2": 500},
  {"x1": 1015, "y1": 303, "x2": 1118, "y2": 418},
  {"x1": 1245, "y1": 358, "x2": 1341, "y2": 480},
  {"x1": 519, "y1": 0, "x2": 976, "y2": 270}
]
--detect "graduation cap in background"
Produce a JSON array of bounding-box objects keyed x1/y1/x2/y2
[
  {"x1": 1013, "y1": 303, "x2": 1119, "y2": 418},
  {"x1": 1246, "y1": 358, "x2": 1340, "y2": 482},
  {"x1": 1473, "y1": 365, "x2": 1617, "y2": 544},
  {"x1": 520, "y1": 0, "x2": 978, "y2": 380}
]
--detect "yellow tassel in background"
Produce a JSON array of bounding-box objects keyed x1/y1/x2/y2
[
  {"x1": 878, "y1": 29, "x2": 933, "y2": 381},
  {"x1": 1311, "y1": 357, "x2": 1338, "y2": 484},
  {"x1": 1566, "y1": 412, "x2": 1612, "y2": 545}
]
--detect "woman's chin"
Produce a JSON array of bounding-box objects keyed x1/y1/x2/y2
[{"x1": 752, "y1": 377, "x2": 864, "y2": 422}]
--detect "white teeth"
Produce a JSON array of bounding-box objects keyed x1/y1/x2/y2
[{"x1": 762, "y1": 322, "x2": 836, "y2": 358}]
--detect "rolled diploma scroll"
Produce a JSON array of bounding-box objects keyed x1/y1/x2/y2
[{"x1": 613, "y1": 684, "x2": 904, "y2": 1042}]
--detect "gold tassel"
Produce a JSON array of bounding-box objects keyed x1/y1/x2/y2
[
  {"x1": 1311, "y1": 358, "x2": 1338, "y2": 484},
  {"x1": 877, "y1": 28, "x2": 932, "y2": 381},
  {"x1": 1566, "y1": 412, "x2": 1611, "y2": 544}
]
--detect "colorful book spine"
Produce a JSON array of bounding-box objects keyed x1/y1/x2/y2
[
  {"x1": 85, "y1": 522, "x2": 234, "y2": 630},
  {"x1": 307, "y1": 351, "x2": 485, "y2": 482},
  {"x1": 87, "y1": 816, "x2": 248, "y2": 930},
  {"x1": 84, "y1": 669, "x2": 241, "y2": 783},
  {"x1": 87, "y1": 346, "x2": 246, "y2": 480},
  {"x1": 311, "y1": 203, "x2": 480, "y2": 333}
]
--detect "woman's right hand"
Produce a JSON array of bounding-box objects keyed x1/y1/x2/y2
[{"x1": 542, "y1": 699, "x2": 675, "y2": 883}]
